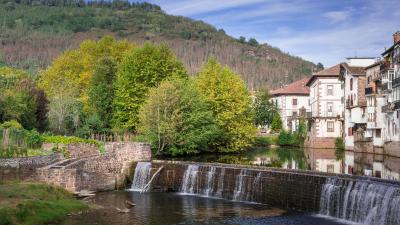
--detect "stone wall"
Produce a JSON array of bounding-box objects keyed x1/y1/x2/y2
[
  {"x1": 0, "y1": 154, "x2": 64, "y2": 180},
  {"x1": 352, "y1": 141, "x2": 399, "y2": 157},
  {"x1": 141, "y1": 161, "x2": 329, "y2": 212},
  {"x1": 305, "y1": 136, "x2": 336, "y2": 149},
  {"x1": 384, "y1": 141, "x2": 400, "y2": 158},
  {"x1": 37, "y1": 142, "x2": 151, "y2": 192},
  {"x1": 42, "y1": 143, "x2": 100, "y2": 158}
]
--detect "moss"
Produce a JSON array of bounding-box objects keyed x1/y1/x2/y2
[{"x1": 0, "y1": 181, "x2": 87, "y2": 225}]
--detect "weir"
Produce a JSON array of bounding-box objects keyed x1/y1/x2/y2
[{"x1": 131, "y1": 160, "x2": 400, "y2": 224}]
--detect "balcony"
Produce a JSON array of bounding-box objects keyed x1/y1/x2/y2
[
  {"x1": 365, "y1": 87, "x2": 374, "y2": 95},
  {"x1": 380, "y1": 61, "x2": 391, "y2": 72},
  {"x1": 393, "y1": 77, "x2": 400, "y2": 88},
  {"x1": 318, "y1": 111, "x2": 341, "y2": 118},
  {"x1": 381, "y1": 83, "x2": 389, "y2": 92},
  {"x1": 382, "y1": 101, "x2": 400, "y2": 113}
]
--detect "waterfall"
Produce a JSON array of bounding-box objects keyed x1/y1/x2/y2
[
  {"x1": 215, "y1": 168, "x2": 225, "y2": 198},
  {"x1": 233, "y1": 170, "x2": 262, "y2": 202},
  {"x1": 204, "y1": 166, "x2": 216, "y2": 196},
  {"x1": 319, "y1": 177, "x2": 400, "y2": 225},
  {"x1": 181, "y1": 165, "x2": 200, "y2": 194},
  {"x1": 131, "y1": 162, "x2": 152, "y2": 192}
]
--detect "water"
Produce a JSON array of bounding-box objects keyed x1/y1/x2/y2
[
  {"x1": 61, "y1": 191, "x2": 348, "y2": 225},
  {"x1": 319, "y1": 177, "x2": 400, "y2": 225},
  {"x1": 131, "y1": 162, "x2": 152, "y2": 192},
  {"x1": 181, "y1": 165, "x2": 200, "y2": 194},
  {"x1": 159, "y1": 147, "x2": 400, "y2": 182}
]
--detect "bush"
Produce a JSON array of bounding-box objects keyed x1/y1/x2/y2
[
  {"x1": 25, "y1": 130, "x2": 43, "y2": 148},
  {"x1": 1, "y1": 120, "x2": 23, "y2": 129},
  {"x1": 254, "y1": 136, "x2": 278, "y2": 147},
  {"x1": 278, "y1": 130, "x2": 292, "y2": 146}
]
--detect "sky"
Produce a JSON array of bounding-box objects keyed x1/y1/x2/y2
[{"x1": 143, "y1": 0, "x2": 400, "y2": 67}]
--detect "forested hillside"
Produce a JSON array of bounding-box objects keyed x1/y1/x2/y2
[{"x1": 0, "y1": 0, "x2": 317, "y2": 89}]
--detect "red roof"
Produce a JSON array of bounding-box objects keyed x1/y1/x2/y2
[
  {"x1": 306, "y1": 64, "x2": 341, "y2": 86},
  {"x1": 271, "y1": 77, "x2": 310, "y2": 96}
]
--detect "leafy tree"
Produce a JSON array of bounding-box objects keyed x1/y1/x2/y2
[
  {"x1": 113, "y1": 42, "x2": 187, "y2": 131},
  {"x1": 316, "y1": 62, "x2": 324, "y2": 72},
  {"x1": 85, "y1": 57, "x2": 117, "y2": 134},
  {"x1": 238, "y1": 36, "x2": 246, "y2": 44},
  {"x1": 248, "y1": 38, "x2": 259, "y2": 46},
  {"x1": 270, "y1": 112, "x2": 283, "y2": 133},
  {"x1": 294, "y1": 118, "x2": 307, "y2": 147},
  {"x1": 39, "y1": 36, "x2": 133, "y2": 134},
  {"x1": 138, "y1": 77, "x2": 218, "y2": 156},
  {"x1": 195, "y1": 58, "x2": 256, "y2": 152},
  {"x1": 252, "y1": 90, "x2": 277, "y2": 127}
]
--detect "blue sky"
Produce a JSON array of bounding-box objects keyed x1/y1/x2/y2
[{"x1": 143, "y1": 0, "x2": 400, "y2": 67}]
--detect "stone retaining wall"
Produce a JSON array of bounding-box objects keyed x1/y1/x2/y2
[
  {"x1": 42, "y1": 143, "x2": 100, "y2": 158},
  {"x1": 142, "y1": 161, "x2": 329, "y2": 212},
  {"x1": 0, "y1": 154, "x2": 64, "y2": 180}
]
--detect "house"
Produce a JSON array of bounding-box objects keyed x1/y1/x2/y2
[
  {"x1": 271, "y1": 78, "x2": 310, "y2": 131},
  {"x1": 340, "y1": 58, "x2": 376, "y2": 150},
  {"x1": 305, "y1": 64, "x2": 344, "y2": 149}
]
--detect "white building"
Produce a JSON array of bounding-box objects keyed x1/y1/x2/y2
[
  {"x1": 305, "y1": 64, "x2": 344, "y2": 149},
  {"x1": 271, "y1": 78, "x2": 310, "y2": 131},
  {"x1": 341, "y1": 58, "x2": 376, "y2": 149}
]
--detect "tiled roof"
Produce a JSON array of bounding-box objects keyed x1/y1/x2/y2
[
  {"x1": 271, "y1": 77, "x2": 310, "y2": 96},
  {"x1": 341, "y1": 63, "x2": 365, "y2": 75},
  {"x1": 306, "y1": 64, "x2": 341, "y2": 86}
]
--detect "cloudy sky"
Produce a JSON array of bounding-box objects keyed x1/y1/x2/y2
[{"x1": 144, "y1": 0, "x2": 400, "y2": 67}]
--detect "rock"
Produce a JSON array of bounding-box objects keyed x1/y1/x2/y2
[
  {"x1": 116, "y1": 207, "x2": 130, "y2": 213},
  {"x1": 125, "y1": 200, "x2": 136, "y2": 208}
]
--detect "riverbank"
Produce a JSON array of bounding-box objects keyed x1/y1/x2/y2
[{"x1": 0, "y1": 181, "x2": 87, "y2": 225}]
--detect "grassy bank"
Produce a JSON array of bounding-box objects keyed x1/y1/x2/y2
[
  {"x1": 0, "y1": 181, "x2": 87, "y2": 225},
  {"x1": 253, "y1": 135, "x2": 278, "y2": 147}
]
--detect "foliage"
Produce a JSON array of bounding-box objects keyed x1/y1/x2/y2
[
  {"x1": 253, "y1": 135, "x2": 278, "y2": 147},
  {"x1": 278, "y1": 130, "x2": 293, "y2": 146},
  {"x1": 316, "y1": 62, "x2": 324, "y2": 72},
  {"x1": 42, "y1": 135, "x2": 101, "y2": 148},
  {"x1": 138, "y1": 77, "x2": 218, "y2": 156},
  {"x1": 252, "y1": 90, "x2": 277, "y2": 127},
  {"x1": 24, "y1": 129, "x2": 43, "y2": 148},
  {"x1": 277, "y1": 120, "x2": 308, "y2": 147},
  {"x1": 113, "y1": 42, "x2": 187, "y2": 131},
  {"x1": 335, "y1": 137, "x2": 345, "y2": 160},
  {"x1": 248, "y1": 38, "x2": 259, "y2": 46},
  {"x1": 195, "y1": 58, "x2": 256, "y2": 152},
  {"x1": 39, "y1": 36, "x2": 133, "y2": 134},
  {"x1": 270, "y1": 112, "x2": 283, "y2": 133},
  {"x1": 0, "y1": 181, "x2": 87, "y2": 225},
  {"x1": 294, "y1": 118, "x2": 308, "y2": 147},
  {"x1": 0, "y1": 120, "x2": 23, "y2": 129}
]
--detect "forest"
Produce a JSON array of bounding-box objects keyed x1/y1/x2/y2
[{"x1": 0, "y1": 0, "x2": 320, "y2": 90}]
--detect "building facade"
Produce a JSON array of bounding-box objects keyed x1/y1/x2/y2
[
  {"x1": 305, "y1": 65, "x2": 344, "y2": 149},
  {"x1": 271, "y1": 78, "x2": 310, "y2": 131}
]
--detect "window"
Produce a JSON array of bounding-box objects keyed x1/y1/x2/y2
[
  {"x1": 327, "y1": 121, "x2": 334, "y2": 132},
  {"x1": 376, "y1": 129, "x2": 381, "y2": 138},
  {"x1": 292, "y1": 98, "x2": 297, "y2": 105},
  {"x1": 348, "y1": 127, "x2": 353, "y2": 136},
  {"x1": 350, "y1": 78, "x2": 353, "y2": 91},
  {"x1": 327, "y1": 164, "x2": 335, "y2": 173},
  {"x1": 292, "y1": 111, "x2": 298, "y2": 117},
  {"x1": 327, "y1": 102, "x2": 333, "y2": 116},
  {"x1": 327, "y1": 85, "x2": 333, "y2": 95}
]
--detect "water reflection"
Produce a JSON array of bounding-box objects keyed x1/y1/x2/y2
[{"x1": 160, "y1": 147, "x2": 400, "y2": 181}]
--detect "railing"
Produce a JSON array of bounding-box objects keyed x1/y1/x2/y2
[
  {"x1": 380, "y1": 61, "x2": 391, "y2": 72},
  {"x1": 365, "y1": 87, "x2": 374, "y2": 95},
  {"x1": 382, "y1": 104, "x2": 394, "y2": 113},
  {"x1": 393, "y1": 77, "x2": 400, "y2": 88},
  {"x1": 317, "y1": 111, "x2": 341, "y2": 118}
]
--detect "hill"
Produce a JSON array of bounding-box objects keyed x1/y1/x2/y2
[{"x1": 0, "y1": 0, "x2": 317, "y2": 89}]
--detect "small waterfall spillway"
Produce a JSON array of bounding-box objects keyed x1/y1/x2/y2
[
  {"x1": 131, "y1": 162, "x2": 152, "y2": 192},
  {"x1": 180, "y1": 164, "x2": 262, "y2": 202},
  {"x1": 319, "y1": 177, "x2": 400, "y2": 225}
]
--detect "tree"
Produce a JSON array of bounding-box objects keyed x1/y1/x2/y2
[
  {"x1": 252, "y1": 90, "x2": 277, "y2": 128},
  {"x1": 113, "y1": 43, "x2": 187, "y2": 131},
  {"x1": 248, "y1": 38, "x2": 259, "y2": 46},
  {"x1": 138, "y1": 78, "x2": 218, "y2": 156},
  {"x1": 85, "y1": 57, "x2": 117, "y2": 134},
  {"x1": 270, "y1": 112, "x2": 283, "y2": 133},
  {"x1": 316, "y1": 62, "x2": 324, "y2": 72},
  {"x1": 39, "y1": 36, "x2": 133, "y2": 134},
  {"x1": 239, "y1": 36, "x2": 246, "y2": 44},
  {"x1": 195, "y1": 58, "x2": 256, "y2": 152}
]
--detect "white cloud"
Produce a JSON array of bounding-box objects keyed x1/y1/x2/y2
[{"x1": 323, "y1": 10, "x2": 351, "y2": 24}]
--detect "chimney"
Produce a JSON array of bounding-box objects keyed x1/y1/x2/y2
[{"x1": 394, "y1": 31, "x2": 400, "y2": 44}]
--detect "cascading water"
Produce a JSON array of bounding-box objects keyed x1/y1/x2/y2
[
  {"x1": 233, "y1": 170, "x2": 262, "y2": 202},
  {"x1": 131, "y1": 162, "x2": 152, "y2": 192},
  {"x1": 319, "y1": 177, "x2": 400, "y2": 225},
  {"x1": 181, "y1": 165, "x2": 200, "y2": 194},
  {"x1": 204, "y1": 166, "x2": 216, "y2": 196}
]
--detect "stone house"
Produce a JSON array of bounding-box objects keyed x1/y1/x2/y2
[
  {"x1": 270, "y1": 77, "x2": 310, "y2": 131},
  {"x1": 305, "y1": 64, "x2": 344, "y2": 149}
]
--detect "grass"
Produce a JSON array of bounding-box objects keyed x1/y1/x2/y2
[
  {"x1": 0, "y1": 181, "x2": 87, "y2": 225},
  {"x1": 254, "y1": 135, "x2": 278, "y2": 147}
]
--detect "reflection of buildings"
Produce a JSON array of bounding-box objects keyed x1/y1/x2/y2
[
  {"x1": 304, "y1": 148, "x2": 343, "y2": 174},
  {"x1": 344, "y1": 151, "x2": 400, "y2": 181}
]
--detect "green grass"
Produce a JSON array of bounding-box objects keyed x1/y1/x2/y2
[
  {"x1": 0, "y1": 181, "x2": 87, "y2": 225},
  {"x1": 254, "y1": 135, "x2": 278, "y2": 147}
]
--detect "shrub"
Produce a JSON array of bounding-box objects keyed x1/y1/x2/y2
[{"x1": 1, "y1": 120, "x2": 23, "y2": 129}]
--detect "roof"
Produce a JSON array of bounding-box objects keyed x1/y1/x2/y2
[
  {"x1": 306, "y1": 64, "x2": 341, "y2": 86},
  {"x1": 364, "y1": 61, "x2": 382, "y2": 70},
  {"x1": 271, "y1": 77, "x2": 310, "y2": 96},
  {"x1": 382, "y1": 41, "x2": 400, "y2": 56},
  {"x1": 341, "y1": 63, "x2": 365, "y2": 76}
]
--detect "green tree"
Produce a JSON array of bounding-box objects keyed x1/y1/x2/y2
[
  {"x1": 252, "y1": 89, "x2": 277, "y2": 128},
  {"x1": 295, "y1": 118, "x2": 307, "y2": 147},
  {"x1": 195, "y1": 58, "x2": 256, "y2": 152},
  {"x1": 270, "y1": 112, "x2": 283, "y2": 133},
  {"x1": 85, "y1": 57, "x2": 117, "y2": 134},
  {"x1": 138, "y1": 77, "x2": 218, "y2": 156},
  {"x1": 113, "y1": 42, "x2": 187, "y2": 131},
  {"x1": 248, "y1": 38, "x2": 259, "y2": 46},
  {"x1": 316, "y1": 62, "x2": 324, "y2": 72}
]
